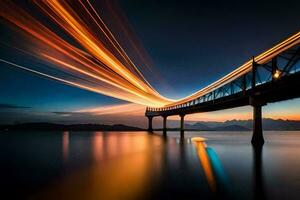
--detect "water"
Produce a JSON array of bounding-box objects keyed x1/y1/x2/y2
[{"x1": 1, "y1": 131, "x2": 300, "y2": 200}]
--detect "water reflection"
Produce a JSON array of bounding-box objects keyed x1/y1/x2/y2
[
  {"x1": 192, "y1": 136, "x2": 234, "y2": 200},
  {"x1": 192, "y1": 137, "x2": 217, "y2": 192},
  {"x1": 42, "y1": 133, "x2": 256, "y2": 199},
  {"x1": 92, "y1": 132, "x2": 104, "y2": 161},
  {"x1": 192, "y1": 137, "x2": 267, "y2": 200},
  {"x1": 3, "y1": 131, "x2": 300, "y2": 200},
  {"x1": 252, "y1": 144, "x2": 265, "y2": 200},
  {"x1": 206, "y1": 147, "x2": 230, "y2": 191},
  {"x1": 62, "y1": 131, "x2": 69, "y2": 162},
  {"x1": 34, "y1": 132, "x2": 163, "y2": 200}
]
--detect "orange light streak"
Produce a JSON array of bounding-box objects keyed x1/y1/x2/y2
[
  {"x1": 193, "y1": 139, "x2": 216, "y2": 192},
  {"x1": 1, "y1": 0, "x2": 299, "y2": 109},
  {"x1": 37, "y1": 0, "x2": 150, "y2": 93},
  {"x1": 0, "y1": 0, "x2": 173, "y2": 107},
  {"x1": 78, "y1": 0, "x2": 153, "y2": 90}
]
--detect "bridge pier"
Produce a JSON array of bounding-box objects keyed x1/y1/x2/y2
[
  {"x1": 251, "y1": 103, "x2": 265, "y2": 146},
  {"x1": 147, "y1": 116, "x2": 153, "y2": 132},
  {"x1": 180, "y1": 114, "x2": 185, "y2": 138},
  {"x1": 163, "y1": 116, "x2": 168, "y2": 136}
]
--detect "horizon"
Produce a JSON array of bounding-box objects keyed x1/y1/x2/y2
[{"x1": 2, "y1": 116, "x2": 299, "y2": 129}]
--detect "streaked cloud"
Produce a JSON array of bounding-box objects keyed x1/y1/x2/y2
[
  {"x1": 52, "y1": 112, "x2": 75, "y2": 117},
  {"x1": 0, "y1": 103, "x2": 30, "y2": 109}
]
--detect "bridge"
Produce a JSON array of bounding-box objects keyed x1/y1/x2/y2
[{"x1": 145, "y1": 33, "x2": 300, "y2": 145}]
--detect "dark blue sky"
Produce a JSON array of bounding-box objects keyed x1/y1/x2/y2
[
  {"x1": 0, "y1": 0, "x2": 300, "y2": 124},
  {"x1": 118, "y1": 0, "x2": 300, "y2": 98}
]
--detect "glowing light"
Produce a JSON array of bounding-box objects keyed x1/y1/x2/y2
[
  {"x1": 273, "y1": 69, "x2": 281, "y2": 79},
  {"x1": 0, "y1": 0, "x2": 173, "y2": 107}
]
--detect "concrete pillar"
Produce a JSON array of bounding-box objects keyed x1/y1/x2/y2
[
  {"x1": 180, "y1": 114, "x2": 185, "y2": 138},
  {"x1": 251, "y1": 104, "x2": 264, "y2": 146},
  {"x1": 147, "y1": 116, "x2": 153, "y2": 132},
  {"x1": 163, "y1": 116, "x2": 167, "y2": 136}
]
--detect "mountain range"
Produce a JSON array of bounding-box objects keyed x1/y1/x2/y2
[
  {"x1": 0, "y1": 123, "x2": 143, "y2": 131},
  {"x1": 184, "y1": 118, "x2": 300, "y2": 131}
]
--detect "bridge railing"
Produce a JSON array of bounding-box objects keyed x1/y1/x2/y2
[{"x1": 146, "y1": 44, "x2": 300, "y2": 113}]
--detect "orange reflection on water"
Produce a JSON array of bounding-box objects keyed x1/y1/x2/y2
[
  {"x1": 33, "y1": 133, "x2": 163, "y2": 200},
  {"x1": 92, "y1": 132, "x2": 104, "y2": 162},
  {"x1": 192, "y1": 138, "x2": 216, "y2": 192},
  {"x1": 62, "y1": 131, "x2": 69, "y2": 162}
]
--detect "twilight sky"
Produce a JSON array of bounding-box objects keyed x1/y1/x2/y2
[{"x1": 0, "y1": 0, "x2": 300, "y2": 127}]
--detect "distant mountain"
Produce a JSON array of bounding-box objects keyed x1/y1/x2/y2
[
  {"x1": 185, "y1": 123, "x2": 249, "y2": 131},
  {"x1": 260, "y1": 118, "x2": 300, "y2": 130},
  {"x1": 190, "y1": 118, "x2": 300, "y2": 131},
  {"x1": 0, "y1": 123, "x2": 144, "y2": 131},
  {"x1": 213, "y1": 125, "x2": 250, "y2": 131},
  {"x1": 163, "y1": 122, "x2": 249, "y2": 131},
  {"x1": 187, "y1": 122, "x2": 211, "y2": 130}
]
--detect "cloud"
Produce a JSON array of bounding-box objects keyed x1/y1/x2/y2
[
  {"x1": 52, "y1": 111, "x2": 75, "y2": 117},
  {"x1": 0, "y1": 103, "x2": 31, "y2": 109}
]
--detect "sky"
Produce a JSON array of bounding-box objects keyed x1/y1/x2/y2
[{"x1": 0, "y1": 0, "x2": 300, "y2": 127}]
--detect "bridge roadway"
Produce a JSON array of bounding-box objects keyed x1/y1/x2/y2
[{"x1": 145, "y1": 42, "x2": 300, "y2": 146}]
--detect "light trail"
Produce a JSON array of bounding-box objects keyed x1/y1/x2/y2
[
  {"x1": 0, "y1": 0, "x2": 299, "y2": 109},
  {"x1": 79, "y1": 0, "x2": 153, "y2": 89},
  {"x1": 0, "y1": 0, "x2": 173, "y2": 107},
  {"x1": 0, "y1": 59, "x2": 141, "y2": 103}
]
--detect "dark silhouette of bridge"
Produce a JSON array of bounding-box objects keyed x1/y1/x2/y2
[{"x1": 145, "y1": 38, "x2": 300, "y2": 146}]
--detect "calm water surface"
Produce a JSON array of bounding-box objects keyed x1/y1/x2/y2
[{"x1": 1, "y1": 131, "x2": 300, "y2": 200}]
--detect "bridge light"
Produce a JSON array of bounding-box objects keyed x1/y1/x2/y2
[{"x1": 273, "y1": 69, "x2": 281, "y2": 79}]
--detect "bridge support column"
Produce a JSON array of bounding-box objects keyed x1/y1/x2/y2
[
  {"x1": 251, "y1": 104, "x2": 264, "y2": 146},
  {"x1": 180, "y1": 114, "x2": 185, "y2": 138},
  {"x1": 163, "y1": 116, "x2": 168, "y2": 136},
  {"x1": 147, "y1": 116, "x2": 153, "y2": 132}
]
